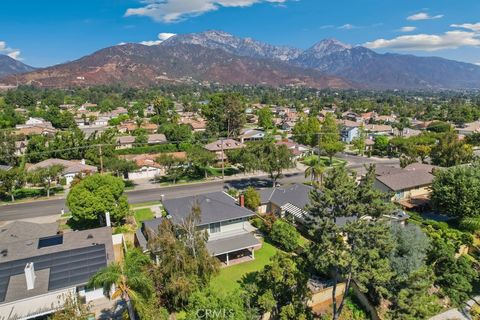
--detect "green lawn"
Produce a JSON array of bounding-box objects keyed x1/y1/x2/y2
[
  {"x1": 302, "y1": 155, "x2": 346, "y2": 167},
  {"x1": 209, "y1": 240, "x2": 280, "y2": 293},
  {"x1": 134, "y1": 208, "x2": 154, "y2": 224}
]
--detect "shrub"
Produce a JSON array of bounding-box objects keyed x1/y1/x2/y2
[
  {"x1": 270, "y1": 220, "x2": 300, "y2": 252},
  {"x1": 250, "y1": 217, "x2": 263, "y2": 229}
]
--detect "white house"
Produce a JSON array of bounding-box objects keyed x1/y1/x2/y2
[{"x1": 26, "y1": 159, "x2": 98, "y2": 186}]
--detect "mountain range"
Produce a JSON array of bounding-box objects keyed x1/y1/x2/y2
[
  {"x1": 2, "y1": 30, "x2": 480, "y2": 90},
  {"x1": 0, "y1": 55, "x2": 36, "y2": 78}
]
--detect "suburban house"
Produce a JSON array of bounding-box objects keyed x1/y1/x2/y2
[
  {"x1": 374, "y1": 164, "x2": 437, "y2": 208},
  {"x1": 259, "y1": 183, "x2": 314, "y2": 224},
  {"x1": 203, "y1": 139, "x2": 245, "y2": 161},
  {"x1": 364, "y1": 124, "x2": 394, "y2": 136},
  {"x1": 26, "y1": 159, "x2": 98, "y2": 186},
  {"x1": 0, "y1": 221, "x2": 117, "y2": 320},
  {"x1": 238, "y1": 129, "x2": 265, "y2": 143},
  {"x1": 15, "y1": 118, "x2": 57, "y2": 137},
  {"x1": 341, "y1": 126, "x2": 360, "y2": 143},
  {"x1": 121, "y1": 152, "x2": 187, "y2": 180},
  {"x1": 179, "y1": 116, "x2": 207, "y2": 132},
  {"x1": 117, "y1": 121, "x2": 158, "y2": 134},
  {"x1": 136, "y1": 192, "x2": 261, "y2": 266},
  {"x1": 456, "y1": 121, "x2": 480, "y2": 136},
  {"x1": 275, "y1": 140, "x2": 312, "y2": 160},
  {"x1": 116, "y1": 134, "x2": 167, "y2": 150}
]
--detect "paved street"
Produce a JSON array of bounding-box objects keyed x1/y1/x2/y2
[
  {"x1": 0, "y1": 154, "x2": 398, "y2": 222},
  {"x1": 0, "y1": 173, "x2": 306, "y2": 222}
]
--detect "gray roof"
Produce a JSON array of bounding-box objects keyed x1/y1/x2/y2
[
  {"x1": 0, "y1": 221, "x2": 58, "y2": 245},
  {"x1": 0, "y1": 225, "x2": 113, "y2": 304},
  {"x1": 376, "y1": 170, "x2": 434, "y2": 191},
  {"x1": 206, "y1": 232, "x2": 261, "y2": 256},
  {"x1": 259, "y1": 183, "x2": 313, "y2": 211},
  {"x1": 117, "y1": 136, "x2": 136, "y2": 144},
  {"x1": 162, "y1": 192, "x2": 255, "y2": 227},
  {"x1": 147, "y1": 134, "x2": 167, "y2": 144},
  {"x1": 374, "y1": 165, "x2": 404, "y2": 176}
]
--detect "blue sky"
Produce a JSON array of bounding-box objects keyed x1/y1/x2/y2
[{"x1": 1, "y1": 0, "x2": 479, "y2": 67}]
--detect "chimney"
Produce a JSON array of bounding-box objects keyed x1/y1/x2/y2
[
  {"x1": 24, "y1": 262, "x2": 36, "y2": 290},
  {"x1": 81, "y1": 159, "x2": 86, "y2": 165},
  {"x1": 239, "y1": 194, "x2": 245, "y2": 207},
  {"x1": 105, "y1": 211, "x2": 111, "y2": 227},
  {"x1": 160, "y1": 194, "x2": 165, "y2": 202}
]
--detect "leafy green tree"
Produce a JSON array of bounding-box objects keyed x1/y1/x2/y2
[
  {"x1": 27, "y1": 164, "x2": 64, "y2": 197},
  {"x1": 0, "y1": 167, "x2": 25, "y2": 202},
  {"x1": 355, "y1": 164, "x2": 394, "y2": 218},
  {"x1": 293, "y1": 115, "x2": 320, "y2": 147},
  {"x1": 257, "y1": 106, "x2": 274, "y2": 130},
  {"x1": 152, "y1": 96, "x2": 174, "y2": 125},
  {"x1": 249, "y1": 141, "x2": 293, "y2": 186},
  {"x1": 242, "y1": 253, "x2": 311, "y2": 319},
  {"x1": 319, "y1": 113, "x2": 344, "y2": 165},
  {"x1": 67, "y1": 174, "x2": 129, "y2": 227},
  {"x1": 187, "y1": 146, "x2": 216, "y2": 179},
  {"x1": 426, "y1": 121, "x2": 451, "y2": 133},
  {"x1": 203, "y1": 93, "x2": 246, "y2": 137},
  {"x1": 226, "y1": 148, "x2": 258, "y2": 174},
  {"x1": 156, "y1": 153, "x2": 186, "y2": 184},
  {"x1": 185, "y1": 289, "x2": 249, "y2": 320},
  {"x1": 104, "y1": 158, "x2": 137, "y2": 178},
  {"x1": 0, "y1": 131, "x2": 18, "y2": 166},
  {"x1": 373, "y1": 135, "x2": 389, "y2": 157},
  {"x1": 89, "y1": 249, "x2": 154, "y2": 320},
  {"x1": 148, "y1": 206, "x2": 220, "y2": 311},
  {"x1": 427, "y1": 238, "x2": 478, "y2": 306},
  {"x1": 388, "y1": 224, "x2": 430, "y2": 280},
  {"x1": 243, "y1": 186, "x2": 260, "y2": 211},
  {"x1": 430, "y1": 164, "x2": 480, "y2": 230},
  {"x1": 387, "y1": 267, "x2": 442, "y2": 320},
  {"x1": 430, "y1": 132, "x2": 473, "y2": 167},
  {"x1": 159, "y1": 123, "x2": 192, "y2": 142},
  {"x1": 25, "y1": 135, "x2": 50, "y2": 163},
  {"x1": 270, "y1": 220, "x2": 301, "y2": 252},
  {"x1": 132, "y1": 128, "x2": 148, "y2": 145}
]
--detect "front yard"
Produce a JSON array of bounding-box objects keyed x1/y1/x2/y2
[
  {"x1": 134, "y1": 208, "x2": 154, "y2": 225},
  {"x1": 209, "y1": 240, "x2": 281, "y2": 293}
]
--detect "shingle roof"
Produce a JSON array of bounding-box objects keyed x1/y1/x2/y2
[
  {"x1": 162, "y1": 192, "x2": 255, "y2": 226},
  {"x1": 376, "y1": 170, "x2": 434, "y2": 191},
  {"x1": 27, "y1": 159, "x2": 98, "y2": 175},
  {"x1": 259, "y1": 183, "x2": 313, "y2": 211},
  {"x1": 203, "y1": 139, "x2": 245, "y2": 152},
  {"x1": 206, "y1": 232, "x2": 261, "y2": 256}
]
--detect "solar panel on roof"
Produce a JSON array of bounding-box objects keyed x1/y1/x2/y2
[{"x1": 0, "y1": 244, "x2": 107, "y2": 303}]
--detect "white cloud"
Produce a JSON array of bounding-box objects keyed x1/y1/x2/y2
[
  {"x1": 475, "y1": 62, "x2": 480, "y2": 66},
  {"x1": 139, "y1": 32, "x2": 177, "y2": 46},
  {"x1": 407, "y1": 12, "x2": 443, "y2": 21},
  {"x1": 125, "y1": 0, "x2": 287, "y2": 23},
  {"x1": 339, "y1": 24, "x2": 356, "y2": 30},
  {"x1": 364, "y1": 30, "x2": 480, "y2": 51},
  {"x1": 0, "y1": 40, "x2": 22, "y2": 60},
  {"x1": 451, "y1": 23, "x2": 480, "y2": 32},
  {"x1": 400, "y1": 26, "x2": 416, "y2": 32}
]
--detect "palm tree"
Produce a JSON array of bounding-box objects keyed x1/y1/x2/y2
[
  {"x1": 304, "y1": 158, "x2": 326, "y2": 186},
  {"x1": 88, "y1": 249, "x2": 153, "y2": 320}
]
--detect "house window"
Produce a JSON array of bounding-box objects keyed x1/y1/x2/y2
[{"x1": 209, "y1": 222, "x2": 221, "y2": 233}]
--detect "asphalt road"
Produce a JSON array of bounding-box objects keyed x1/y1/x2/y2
[
  {"x1": 0, "y1": 173, "x2": 306, "y2": 222},
  {"x1": 0, "y1": 154, "x2": 399, "y2": 222}
]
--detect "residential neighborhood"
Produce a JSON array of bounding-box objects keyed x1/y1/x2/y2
[{"x1": 1, "y1": 0, "x2": 480, "y2": 317}]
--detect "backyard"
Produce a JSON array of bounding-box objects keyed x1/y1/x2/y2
[{"x1": 209, "y1": 240, "x2": 281, "y2": 293}]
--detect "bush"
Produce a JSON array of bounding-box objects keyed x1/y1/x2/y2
[
  {"x1": 123, "y1": 180, "x2": 135, "y2": 188},
  {"x1": 250, "y1": 217, "x2": 263, "y2": 229},
  {"x1": 270, "y1": 220, "x2": 300, "y2": 252}
]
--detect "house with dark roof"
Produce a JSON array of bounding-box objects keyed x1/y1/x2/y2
[
  {"x1": 258, "y1": 183, "x2": 357, "y2": 226},
  {"x1": 0, "y1": 221, "x2": 115, "y2": 319},
  {"x1": 136, "y1": 192, "x2": 261, "y2": 266}
]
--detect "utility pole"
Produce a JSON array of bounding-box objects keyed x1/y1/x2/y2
[
  {"x1": 220, "y1": 138, "x2": 225, "y2": 180},
  {"x1": 99, "y1": 144, "x2": 104, "y2": 174}
]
